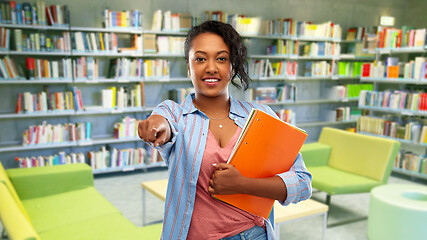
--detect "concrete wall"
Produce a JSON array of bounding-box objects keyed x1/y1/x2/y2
[{"x1": 406, "y1": 0, "x2": 427, "y2": 28}]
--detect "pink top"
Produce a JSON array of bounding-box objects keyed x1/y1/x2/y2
[{"x1": 187, "y1": 127, "x2": 265, "y2": 240}]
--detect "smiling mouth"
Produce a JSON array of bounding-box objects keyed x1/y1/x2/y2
[{"x1": 203, "y1": 78, "x2": 220, "y2": 82}]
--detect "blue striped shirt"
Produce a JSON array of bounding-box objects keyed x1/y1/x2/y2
[{"x1": 149, "y1": 93, "x2": 312, "y2": 240}]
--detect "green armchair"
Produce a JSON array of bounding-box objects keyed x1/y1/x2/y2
[
  {"x1": 0, "y1": 162, "x2": 162, "y2": 240},
  {"x1": 300, "y1": 127, "x2": 400, "y2": 226}
]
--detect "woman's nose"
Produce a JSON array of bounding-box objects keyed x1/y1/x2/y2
[{"x1": 206, "y1": 60, "x2": 218, "y2": 73}]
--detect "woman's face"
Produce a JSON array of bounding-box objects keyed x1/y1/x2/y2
[{"x1": 187, "y1": 32, "x2": 232, "y2": 99}]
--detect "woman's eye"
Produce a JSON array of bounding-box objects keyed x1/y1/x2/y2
[
  {"x1": 217, "y1": 57, "x2": 227, "y2": 61},
  {"x1": 195, "y1": 57, "x2": 205, "y2": 62}
]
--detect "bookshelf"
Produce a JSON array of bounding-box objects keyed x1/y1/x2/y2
[
  {"x1": 243, "y1": 22, "x2": 367, "y2": 137},
  {"x1": 357, "y1": 25, "x2": 427, "y2": 180},
  {"x1": 0, "y1": 5, "x2": 383, "y2": 174},
  {"x1": 0, "y1": 4, "x2": 165, "y2": 173}
]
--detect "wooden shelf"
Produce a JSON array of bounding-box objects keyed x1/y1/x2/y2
[
  {"x1": 143, "y1": 77, "x2": 191, "y2": 83},
  {"x1": 263, "y1": 98, "x2": 358, "y2": 106},
  {"x1": 340, "y1": 40, "x2": 363, "y2": 43},
  {"x1": 92, "y1": 161, "x2": 166, "y2": 174},
  {"x1": 297, "y1": 119, "x2": 357, "y2": 128},
  {"x1": 71, "y1": 51, "x2": 143, "y2": 57},
  {"x1": 0, "y1": 110, "x2": 75, "y2": 119},
  {"x1": 0, "y1": 23, "x2": 69, "y2": 30},
  {"x1": 358, "y1": 131, "x2": 426, "y2": 146},
  {"x1": 392, "y1": 168, "x2": 427, "y2": 180},
  {"x1": 73, "y1": 78, "x2": 142, "y2": 84},
  {"x1": 143, "y1": 53, "x2": 184, "y2": 58},
  {"x1": 358, "y1": 106, "x2": 427, "y2": 117},
  {"x1": 0, "y1": 79, "x2": 72, "y2": 84},
  {"x1": 9, "y1": 51, "x2": 71, "y2": 56},
  {"x1": 376, "y1": 47, "x2": 427, "y2": 54},
  {"x1": 0, "y1": 137, "x2": 142, "y2": 153},
  {"x1": 71, "y1": 26, "x2": 142, "y2": 33},
  {"x1": 360, "y1": 77, "x2": 426, "y2": 84},
  {"x1": 75, "y1": 107, "x2": 152, "y2": 116},
  {"x1": 143, "y1": 30, "x2": 187, "y2": 36}
]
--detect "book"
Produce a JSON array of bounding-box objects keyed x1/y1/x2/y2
[{"x1": 214, "y1": 109, "x2": 308, "y2": 219}]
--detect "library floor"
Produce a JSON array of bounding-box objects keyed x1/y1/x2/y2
[{"x1": 1, "y1": 168, "x2": 426, "y2": 240}]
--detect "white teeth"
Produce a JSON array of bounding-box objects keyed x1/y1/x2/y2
[{"x1": 203, "y1": 79, "x2": 219, "y2": 82}]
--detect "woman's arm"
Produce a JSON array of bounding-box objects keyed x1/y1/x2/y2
[
  {"x1": 208, "y1": 163, "x2": 287, "y2": 201},
  {"x1": 209, "y1": 154, "x2": 312, "y2": 203}
]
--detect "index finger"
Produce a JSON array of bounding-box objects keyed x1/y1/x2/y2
[{"x1": 145, "y1": 123, "x2": 159, "y2": 142}]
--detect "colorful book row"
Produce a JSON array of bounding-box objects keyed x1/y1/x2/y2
[
  {"x1": 376, "y1": 26, "x2": 426, "y2": 49},
  {"x1": 13, "y1": 29, "x2": 70, "y2": 52},
  {"x1": 103, "y1": 9, "x2": 142, "y2": 29},
  {"x1": 358, "y1": 115, "x2": 427, "y2": 144},
  {"x1": 113, "y1": 116, "x2": 140, "y2": 139},
  {"x1": 101, "y1": 84, "x2": 145, "y2": 109},
  {"x1": 358, "y1": 90, "x2": 427, "y2": 112},
  {"x1": 15, "y1": 146, "x2": 162, "y2": 170},
  {"x1": 22, "y1": 121, "x2": 91, "y2": 146},
  {"x1": 395, "y1": 151, "x2": 427, "y2": 174},
  {"x1": 152, "y1": 9, "x2": 194, "y2": 32},
  {"x1": 0, "y1": 1, "x2": 69, "y2": 26},
  {"x1": 361, "y1": 57, "x2": 427, "y2": 80},
  {"x1": 16, "y1": 86, "x2": 83, "y2": 113},
  {"x1": 249, "y1": 85, "x2": 296, "y2": 103}
]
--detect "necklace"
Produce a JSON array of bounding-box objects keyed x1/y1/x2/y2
[
  {"x1": 209, "y1": 115, "x2": 230, "y2": 120},
  {"x1": 208, "y1": 115, "x2": 231, "y2": 128},
  {"x1": 193, "y1": 100, "x2": 230, "y2": 128}
]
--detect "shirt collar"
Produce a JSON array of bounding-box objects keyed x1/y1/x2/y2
[{"x1": 181, "y1": 93, "x2": 246, "y2": 119}]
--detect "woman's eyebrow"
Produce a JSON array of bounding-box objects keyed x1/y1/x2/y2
[
  {"x1": 194, "y1": 51, "x2": 207, "y2": 55},
  {"x1": 217, "y1": 50, "x2": 230, "y2": 55},
  {"x1": 193, "y1": 50, "x2": 230, "y2": 55}
]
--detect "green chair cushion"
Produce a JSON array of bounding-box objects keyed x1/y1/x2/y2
[
  {"x1": 6, "y1": 163, "x2": 94, "y2": 200},
  {"x1": 38, "y1": 214, "x2": 162, "y2": 240},
  {"x1": 22, "y1": 187, "x2": 120, "y2": 233},
  {"x1": 309, "y1": 166, "x2": 382, "y2": 195}
]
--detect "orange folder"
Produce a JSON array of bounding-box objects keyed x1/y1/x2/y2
[{"x1": 214, "y1": 109, "x2": 308, "y2": 219}]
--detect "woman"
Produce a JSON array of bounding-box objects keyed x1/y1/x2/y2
[{"x1": 138, "y1": 20, "x2": 312, "y2": 240}]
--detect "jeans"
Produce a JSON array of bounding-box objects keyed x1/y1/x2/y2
[{"x1": 220, "y1": 225, "x2": 267, "y2": 240}]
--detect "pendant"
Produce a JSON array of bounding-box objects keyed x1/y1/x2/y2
[{"x1": 219, "y1": 124, "x2": 223, "y2": 128}]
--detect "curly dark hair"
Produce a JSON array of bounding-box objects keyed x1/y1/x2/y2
[{"x1": 184, "y1": 20, "x2": 250, "y2": 90}]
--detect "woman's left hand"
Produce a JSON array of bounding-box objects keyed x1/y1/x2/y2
[{"x1": 209, "y1": 163, "x2": 246, "y2": 195}]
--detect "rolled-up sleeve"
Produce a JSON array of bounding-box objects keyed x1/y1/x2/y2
[{"x1": 277, "y1": 153, "x2": 312, "y2": 205}]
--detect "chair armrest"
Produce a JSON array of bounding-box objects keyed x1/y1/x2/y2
[
  {"x1": 0, "y1": 183, "x2": 40, "y2": 240},
  {"x1": 300, "y1": 143, "x2": 331, "y2": 167},
  {"x1": 6, "y1": 163, "x2": 93, "y2": 200}
]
